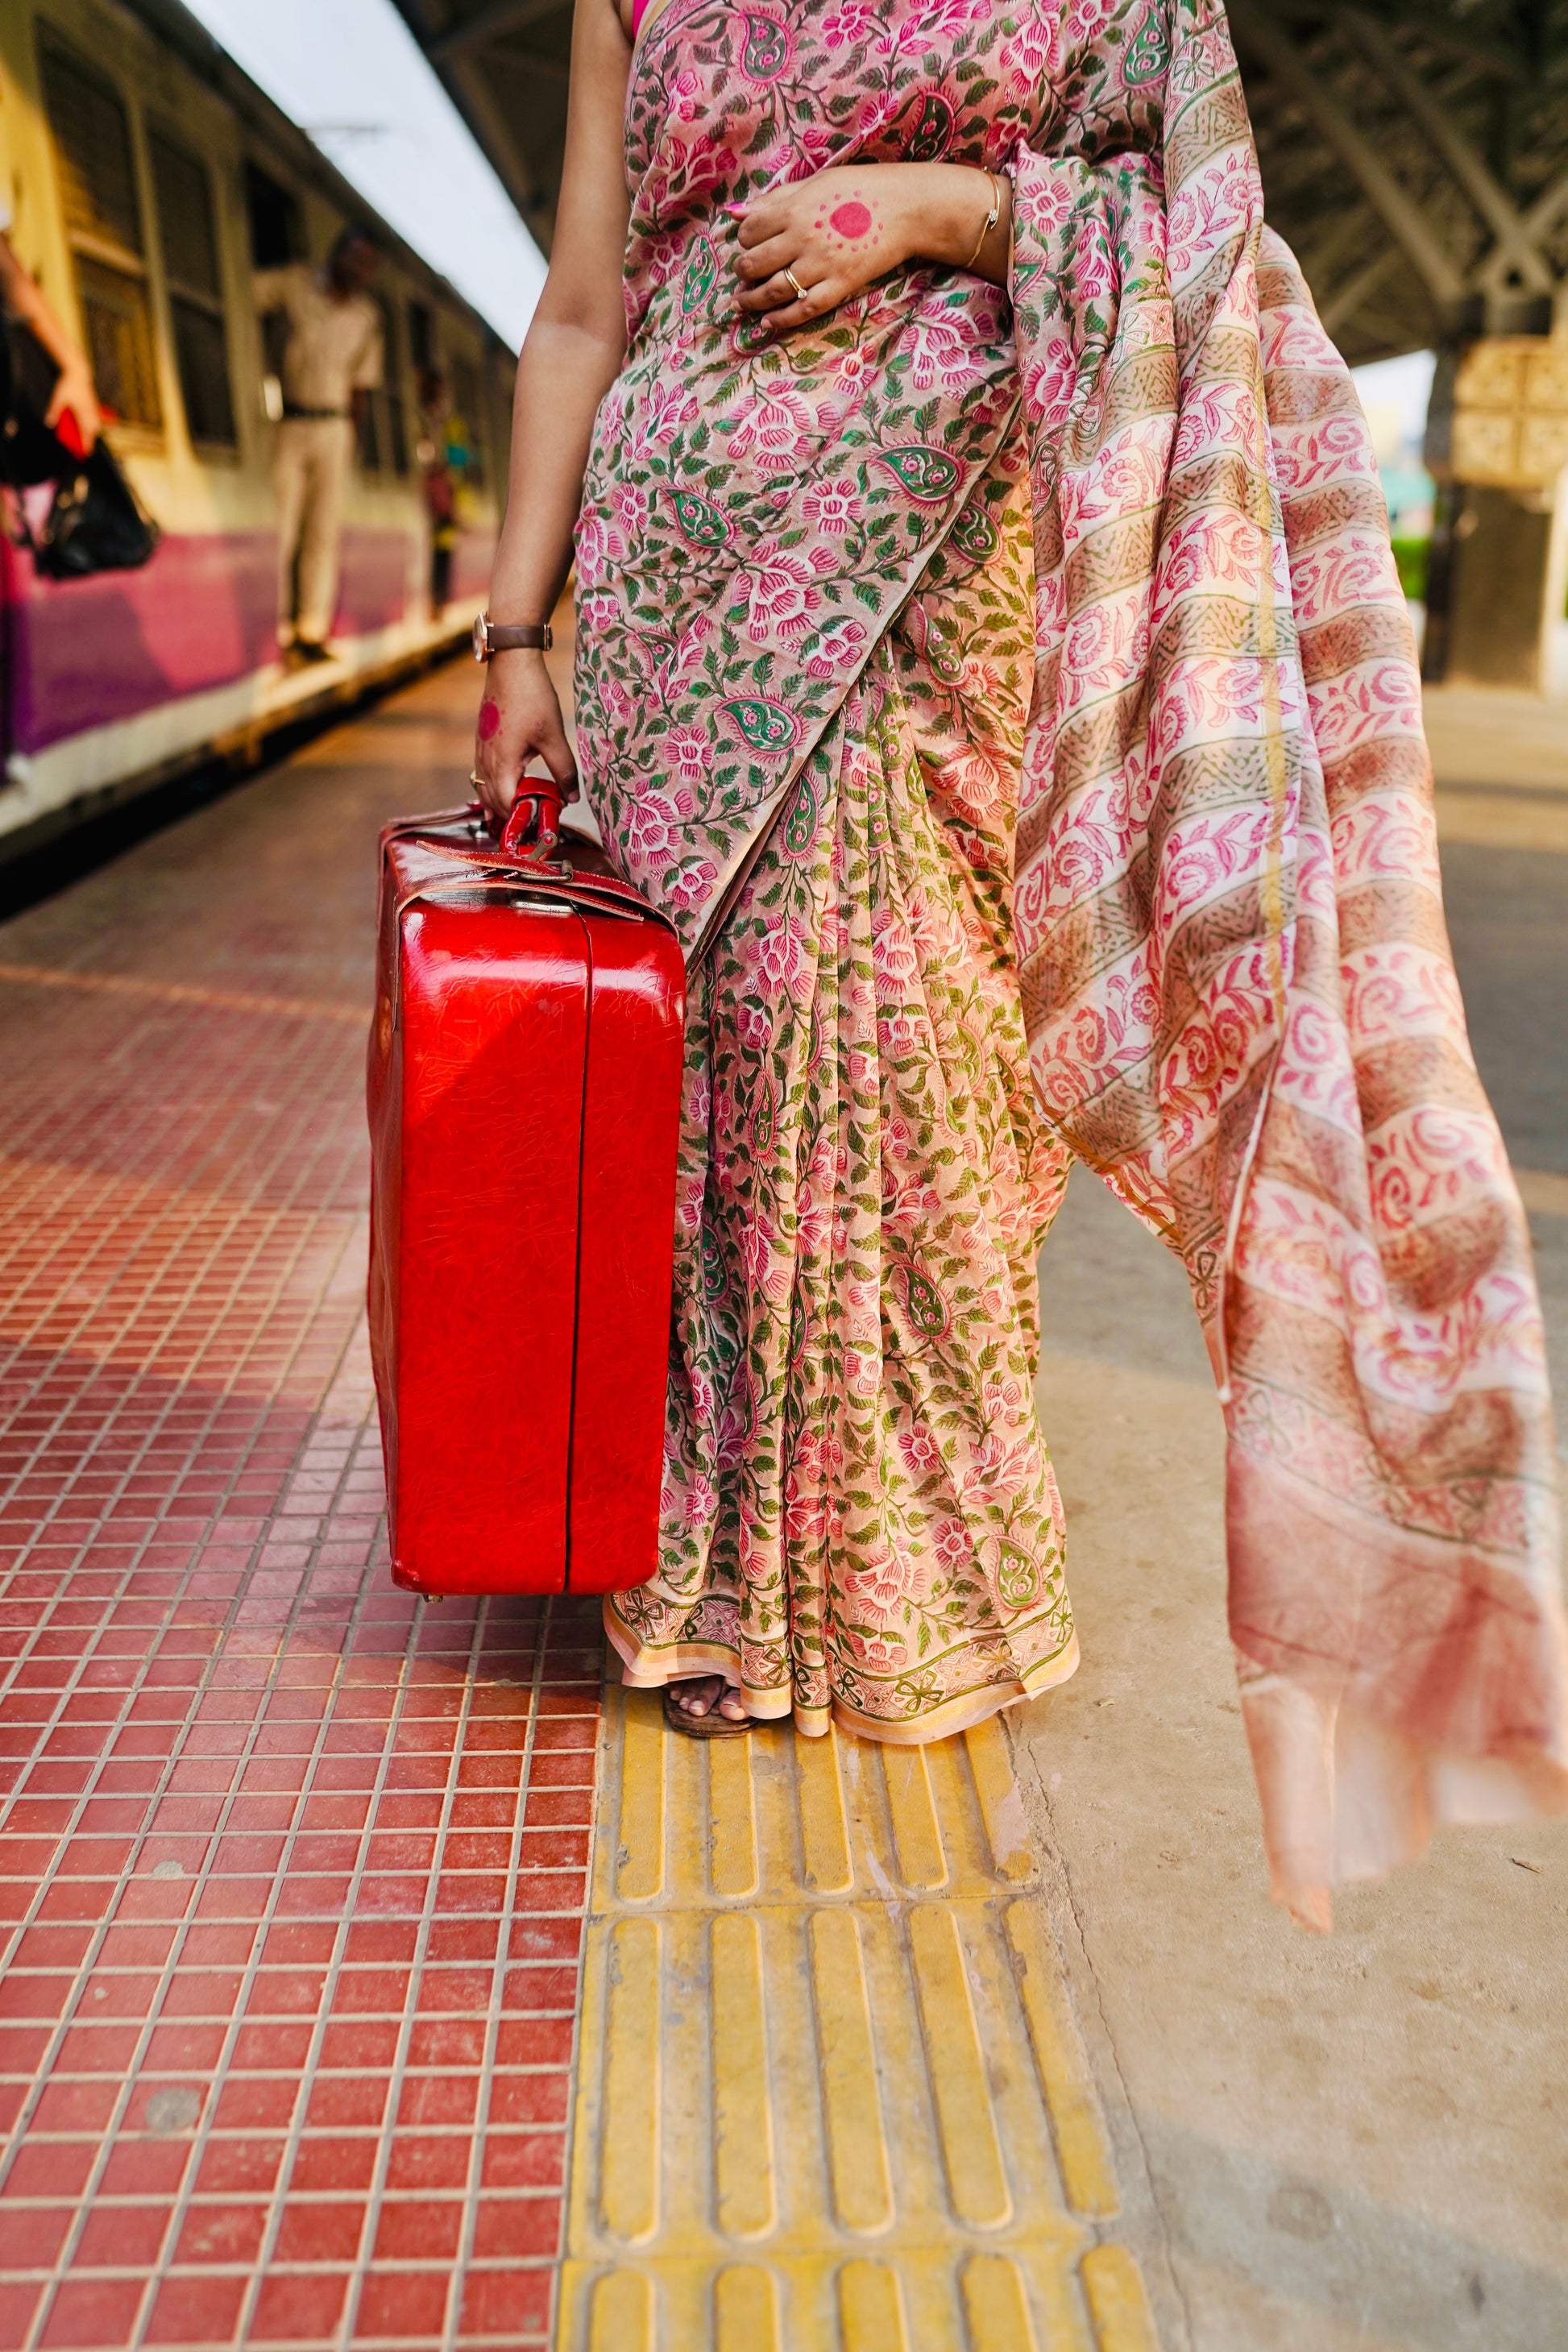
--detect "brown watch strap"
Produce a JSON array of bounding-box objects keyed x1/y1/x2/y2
[{"x1": 479, "y1": 615, "x2": 552, "y2": 656}]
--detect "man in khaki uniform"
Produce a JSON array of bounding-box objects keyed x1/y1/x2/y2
[{"x1": 255, "y1": 230, "x2": 384, "y2": 662}]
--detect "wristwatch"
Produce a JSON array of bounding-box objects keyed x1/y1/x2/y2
[{"x1": 473, "y1": 612, "x2": 553, "y2": 660}]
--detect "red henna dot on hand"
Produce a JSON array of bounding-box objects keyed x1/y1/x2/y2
[
  {"x1": 829, "y1": 200, "x2": 873, "y2": 238},
  {"x1": 478, "y1": 700, "x2": 502, "y2": 740}
]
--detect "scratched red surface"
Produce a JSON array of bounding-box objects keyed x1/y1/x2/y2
[{"x1": 0, "y1": 665, "x2": 598, "y2": 2351}]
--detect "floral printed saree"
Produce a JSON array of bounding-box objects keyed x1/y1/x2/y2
[{"x1": 573, "y1": 0, "x2": 1568, "y2": 1921}]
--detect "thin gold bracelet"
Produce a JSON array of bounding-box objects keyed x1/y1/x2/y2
[{"x1": 964, "y1": 169, "x2": 1002, "y2": 270}]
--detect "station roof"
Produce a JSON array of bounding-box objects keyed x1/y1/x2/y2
[
  {"x1": 391, "y1": 0, "x2": 1568, "y2": 364},
  {"x1": 390, "y1": 0, "x2": 573, "y2": 257}
]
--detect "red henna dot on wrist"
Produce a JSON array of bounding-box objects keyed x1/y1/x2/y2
[
  {"x1": 829, "y1": 200, "x2": 873, "y2": 239},
  {"x1": 478, "y1": 700, "x2": 502, "y2": 740}
]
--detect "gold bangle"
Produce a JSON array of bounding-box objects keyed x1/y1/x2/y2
[{"x1": 964, "y1": 169, "x2": 1002, "y2": 271}]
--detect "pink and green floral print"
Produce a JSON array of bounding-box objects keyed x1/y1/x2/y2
[{"x1": 605, "y1": 445, "x2": 1084, "y2": 1736}]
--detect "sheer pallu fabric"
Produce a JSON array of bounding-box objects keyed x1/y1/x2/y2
[{"x1": 575, "y1": 0, "x2": 1567, "y2": 1923}]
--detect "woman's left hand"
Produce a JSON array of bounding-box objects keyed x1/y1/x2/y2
[
  {"x1": 732, "y1": 161, "x2": 1006, "y2": 330},
  {"x1": 44, "y1": 359, "x2": 102, "y2": 453}
]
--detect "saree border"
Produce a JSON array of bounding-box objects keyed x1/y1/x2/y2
[{"x1": 603, "y1": 1601, "x2": 1081, "y2": 1744}]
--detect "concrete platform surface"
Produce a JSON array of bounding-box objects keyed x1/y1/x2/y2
[{"x1": 1424, "y1": 684, "x2": 1568, "y2": 853}]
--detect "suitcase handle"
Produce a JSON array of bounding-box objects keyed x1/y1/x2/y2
[{"x1": 499, "y1": 781, "x2": 565, "y2": 862}]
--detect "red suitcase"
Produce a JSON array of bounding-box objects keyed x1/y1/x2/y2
[{"x1": 367, "y1": 787, "x2": 686, "y2": 1596}]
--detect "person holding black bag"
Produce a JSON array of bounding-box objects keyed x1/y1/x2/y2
[
  {"x1": 0, "y1": 199, "x2": 158, "y2": 579},
  {"x1": 0, "y1": 198, "x2": 101, "y2": 458}
]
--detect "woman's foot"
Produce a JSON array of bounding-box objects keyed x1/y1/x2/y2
[{"x1": 667, "y1": 1675, "x2": 749, "y2": 1724}]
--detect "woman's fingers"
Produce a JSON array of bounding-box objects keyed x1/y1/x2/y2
[
  {"x1": 739, "y1": 267, "x2": 841, "y2": 326},
  {"x1": 733, "y1": 229, "x2": 804, "y2": 285},
  {"x1": 536, "y1": 722, "x2": 582, "y2": 799},
  {"x1": 736, "y1": 265, "x2": 815, "y2": 315},
  {"x1": 757, "y1": 289, "x2": 833, "y2": 331},
  {"x1": 471, "y1": 769, "x2": 512, "y2": 825},
  {"x1": 730, "y1": 167, "x2": 900, "y2": 327},
  {"x1": 471, "y1": 745, "x2": 519, "y2": 824},
  {"x1": 732, "y1": 197, "x2": 794, "y2": 250},
  {"x1": 733, "y1": 230, "x2": 844, "y2": 317},
  {"x1": 45, "y1": 367, "x2": 103, "y2": 450},
  {"x1": 472, "y1": 746, "x2": 579, "y2": 823}
]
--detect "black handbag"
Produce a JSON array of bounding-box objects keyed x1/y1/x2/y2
[
  {"x1": 0, "y1": 325, "x2": 160, "y2": 577},
  {"x1": 26, "y1": 442, "x2": 160, "y2": 579}
]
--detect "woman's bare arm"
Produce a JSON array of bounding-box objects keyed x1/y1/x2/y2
[
  {"x1": 0, "y1": 235, "x2": 102, "y2": 448},
  {"x1": 733, "y1": 164, "x2": 1013, "y2": 332},
  {"x1": 471, "y1": 0, "x2": 633, "y2": 823}
]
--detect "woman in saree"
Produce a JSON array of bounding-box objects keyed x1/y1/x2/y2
[{"x1": 471, "y1": 0, "x2": 1568, "y2": 1925}]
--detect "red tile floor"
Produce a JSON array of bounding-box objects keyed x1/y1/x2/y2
[{"x1": 0, "y1": 666, "x2": 599, "y2": 2351}]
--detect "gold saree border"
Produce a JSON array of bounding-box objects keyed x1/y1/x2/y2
[{"x1": 602, "y1": 1599, "x2": 1081, "y2": 1744}]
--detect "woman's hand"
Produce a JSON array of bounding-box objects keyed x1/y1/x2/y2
[
  {"x1": 732, "y1": 160, "x2": 1010, "y2": 330},
  {"x1": 44, "y1": 358, "x2": 102, "y2": 453},
  {"x1": 471, "y1": 650, "x2": 579, "y2": 829}
]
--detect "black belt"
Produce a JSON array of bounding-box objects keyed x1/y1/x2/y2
[{"x1": 282, "y1": 404, "x2": 347, "y2": 421}]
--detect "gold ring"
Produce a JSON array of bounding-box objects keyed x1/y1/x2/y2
[{"x1": 782, "y1": 266, "x2": 807, "y2": 301}]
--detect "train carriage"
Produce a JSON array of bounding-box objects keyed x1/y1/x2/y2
[{"x1": 0, "y1": 0, "x2": 513, "y2": 861}]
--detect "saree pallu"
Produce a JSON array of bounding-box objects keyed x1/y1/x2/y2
[{"x1": 574, "y1": 0, "x2": 1568, "y2": 1922}]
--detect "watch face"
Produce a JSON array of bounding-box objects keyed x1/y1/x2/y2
[{"x1": 472, "y1": 612, "x2": 487, "y2": 662}]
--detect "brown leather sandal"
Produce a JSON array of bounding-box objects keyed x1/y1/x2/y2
[{"x1": 663, "y1": 1684, "x2": 751, "y2": 1738}]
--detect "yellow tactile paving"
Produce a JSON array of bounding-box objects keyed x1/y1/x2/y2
[{"x1": 557, "y1": 1688, "x2": 1157, "y2": 2350}]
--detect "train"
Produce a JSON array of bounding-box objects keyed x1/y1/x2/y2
[{"x1": 0, "y1": 0, "x2": 515, "y2": 861}]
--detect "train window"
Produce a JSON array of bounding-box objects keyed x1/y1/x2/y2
[
  {"x1": 37, "y1": 42, "x2": 160, "y2": 430},
  {"x1": 245, "y1": 164, "x2": 305, "y2": 269},
  {"x1": 407, "y1": 300, "x2": 435, "y2": 374},
  {"x1": 39, "y1": 42, "x2": 141, "y2": 251},
  {"x1": 148, "y1": 134, "x2": 236, "y2": 448},
  {"x1": 450, "y1": 355, "x2": 486, "y2": 492},
  {"x1": 356, "y1": 378, "x2": 383, "y2": 473},
  {"x1": 358, "y1": 294, "x2": 409, "y2": 479},
  {"x1": 382, "y1": 301, "x2": 409, "y2": 478}
]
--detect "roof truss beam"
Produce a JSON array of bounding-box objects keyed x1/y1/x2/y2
[
  {"x1": 1342, "y1": 10, "x2": 1555, "y2": 294},
  {"x1": 432, "y1": 0, "x2": 566, "y2": 61},
  {"x1": 1229, "y1": 0, "x2": 1468, "y2": 308}
]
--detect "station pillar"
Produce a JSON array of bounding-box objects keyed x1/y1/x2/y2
[{"x1": 1422, "y1": 336, "x2": 1568, "y2": 694}]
